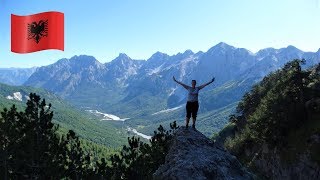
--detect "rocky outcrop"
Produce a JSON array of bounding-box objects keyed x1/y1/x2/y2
[{"x1": 153, "y1": 127, "x2": 254, "y2": 180}]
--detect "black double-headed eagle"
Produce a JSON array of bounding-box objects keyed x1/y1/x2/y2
[{"x1": 27, "y1": 20, "x2": 48, "y2": 44}]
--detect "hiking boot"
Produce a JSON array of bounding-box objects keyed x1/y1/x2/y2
[
  {"x1": 192, "y1": 124, "x2": 195, "y2": 129},
  {"x1": 186, "y1": 125, "x2": 189, "y2": 129}
]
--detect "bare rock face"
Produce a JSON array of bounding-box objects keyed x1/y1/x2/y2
[{"x1": 153, "y1": 127, "x2": 254, "y2": 180}]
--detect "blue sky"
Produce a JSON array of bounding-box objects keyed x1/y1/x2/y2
[{"x1": 1, "y1": 0, "x2": 320, "y2": 67}]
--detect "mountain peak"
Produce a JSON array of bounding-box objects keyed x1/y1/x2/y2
[
  {"x1": 69, "y1": 55, "x2": 102, "y2": 67},
  {"x1": 287, "y1": 45, "x2": 298, "y2": 49},
  {"x1": 207, "y1": 42, "x2": 236, "y2": 53},
  {"x1": 112, "y1": 53, "x2": 132, "y2": 63},
  {"x1": 153, "y1": 127, "x2": 253, "y2": 179},
  {"x1": 149, "y1": 51, "x2": 169, "y2": 60},
  {"x1": 256, "y1": 47, "x2": 277, "y2": 56},
  {"x1": 143, "y1": 51, "x2": 170, "y2": 70},
  {"x1": 54, "y1": 55, "x2": 101, "y2": 67},
  {"x1": 55, "y1": 58, "x2": 69, "y2": 65},
  {"x1": 116, "y1": 53, "x2": 131, "y2": 59},
  {"x1": 195, "y1": 51, "x2": 204, "y2": 56},
  {"x1": 172, "y1": 50, "x2": 195, "y2": 60},
  {"x1": 280, "y1": 45, "x2": 303, "y2": 53},
  {"x1": 183, "y1": 49, "x2": 194, "y2": 56},
  {"x1": 70, "y1": 55, "x2": 96, "y2": 61},
  {"x1": 216, "y1": 42, "x2": 234, "y2": 49}
]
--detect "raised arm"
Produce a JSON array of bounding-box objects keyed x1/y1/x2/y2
[
  {"x1": 173, "y1": 76, "x2": 190, "y2": 89},
  {"x1": 198, "y1": 77, "x2": 215, "y2": 90}
]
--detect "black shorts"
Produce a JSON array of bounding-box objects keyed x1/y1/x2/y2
[{"x1": 186, "y1": 101, "x2": 199, "y2": 118}]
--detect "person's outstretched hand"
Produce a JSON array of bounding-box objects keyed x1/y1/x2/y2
[{"x1": 211, "y1": 77, "x2": 215, "y2": 83}]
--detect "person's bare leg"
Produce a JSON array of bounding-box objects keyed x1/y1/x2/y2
[
  {"x1": 192, "y1": 117, "x2": 196, "y2": 128},
  {"x1": 186, "y1": 117, "x2": 190, "y2": 128}
]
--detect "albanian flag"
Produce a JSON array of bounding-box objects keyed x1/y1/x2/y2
[{"x1": 11, "y1": 11, "x2": 64, "y2": 53}]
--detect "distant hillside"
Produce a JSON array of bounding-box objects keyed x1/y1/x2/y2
[
  {"x1": 0, "y1": 83, "x2": 127, "y2": 147},
  {"x1": 215, "y1": 60, "x2": 320, "y2": 179},
  {"x1": 0, "y1": 67, "x2": 37, "y2": 85}
]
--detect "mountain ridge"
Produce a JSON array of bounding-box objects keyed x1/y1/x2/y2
[{"x1": 7, "y1": 42, "x2": 320, "y2": 137}]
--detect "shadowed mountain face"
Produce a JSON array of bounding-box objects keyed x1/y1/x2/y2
[
  {"x1": 25, "y1": 55, "x2": 106, "y2": 97},
  {"x1": 22, "y1": 43, "x2": 320, "y2": 136},
  {"x1": 153, "y1": 127, "x2": 254, "y2": 180}
]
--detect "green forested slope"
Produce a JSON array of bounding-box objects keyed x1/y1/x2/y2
[
  {"x1": 215, "y1": 59, "x2": 320, "y2": 179},
  {"x1": 0, "y1": 83, "x2": 127, "y2": 147}
]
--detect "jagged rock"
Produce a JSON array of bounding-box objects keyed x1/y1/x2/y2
[{"x1": 153, "y1": 127, "x2": 254, "y2": 180}]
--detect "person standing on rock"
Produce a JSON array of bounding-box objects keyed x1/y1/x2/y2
[{"x1": 173, "y1": 76, "x2": 215, "y2": 129}]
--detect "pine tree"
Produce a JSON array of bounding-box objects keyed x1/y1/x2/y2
[
  {"x1": 0, "y1": 93, "x2": 67, "y2": 179},
  {"x1": 64, "y1": 130, "x2": 88, "y2": 179},
  {"x1": 110, "y1": 121, "x2": 179, "y2": 179},
  {"x1": 0, "y1": 105, "x2": 23, "y2": 179}
]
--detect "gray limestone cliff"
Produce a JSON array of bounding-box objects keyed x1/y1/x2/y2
[{"x1": 153, "y1": 127, "x2": 254, "y2": 180}]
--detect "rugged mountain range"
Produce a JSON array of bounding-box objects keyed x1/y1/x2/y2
[{"x1": 9, "y1": 42, "x2": 320, "y2": 136}]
